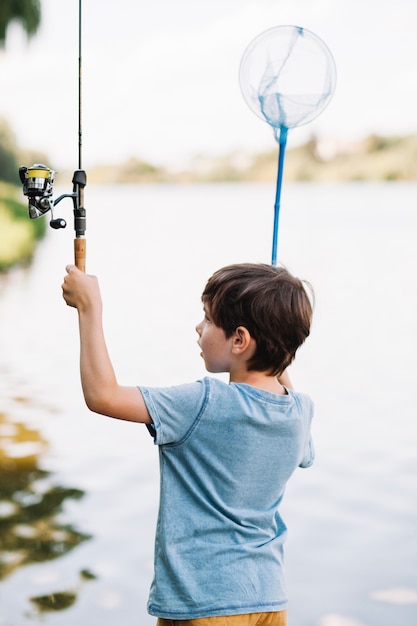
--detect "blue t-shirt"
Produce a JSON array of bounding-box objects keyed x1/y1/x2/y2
[{"x1": 140, "y1": 377, "x2": 314, "y2": 620}]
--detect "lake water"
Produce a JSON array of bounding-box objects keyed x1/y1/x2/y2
[{"x1": 0, "y1": 182, "x2": 416, "y2": 626}]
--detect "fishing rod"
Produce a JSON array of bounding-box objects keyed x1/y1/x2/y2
[{"x1": 19, "y1": 0, "x2": 87, "y2": 272}]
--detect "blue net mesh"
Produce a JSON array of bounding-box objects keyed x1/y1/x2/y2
[{"x1": 240, "y1": 25, "x2": 336, "y2": 136}]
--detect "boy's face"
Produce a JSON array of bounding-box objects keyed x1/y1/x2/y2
[{"x1": 195, "y1": 304, "x2": 233, "y2": 373}]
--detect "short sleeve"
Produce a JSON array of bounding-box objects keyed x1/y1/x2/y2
[
  {"x1": 139, "y1": 379, "x2": 209, "y2": 446},
  {"x1": 295, "y1": 392, "x2": 315, "y2": 468},
  {"x1": 299, "y1": 434, "x2": 315, "y2": 468}
]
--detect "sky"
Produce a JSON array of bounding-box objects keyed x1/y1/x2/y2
[{"x1": 1, "y1": 0, "x2": 417, "y2": 170}]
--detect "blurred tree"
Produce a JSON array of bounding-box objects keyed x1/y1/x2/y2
[
  {"x1": 0, "y1": 0, "x2": 41, "y2": 45},
  {"x1": 0, "y1": 118, "x2": 19, "y2": 184}
]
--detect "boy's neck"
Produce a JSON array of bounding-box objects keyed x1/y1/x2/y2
[{"x1": 229, "y1": 369, "x2": 287, "y2": 395}]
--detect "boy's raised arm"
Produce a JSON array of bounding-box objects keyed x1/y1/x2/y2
[{"x1": 62, "y1": 265, "x2": 152, "y2": 424}]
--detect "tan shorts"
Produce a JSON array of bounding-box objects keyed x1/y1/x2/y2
[{"x1": 157, "y1": 611, "x2": 287, "y2": 626}]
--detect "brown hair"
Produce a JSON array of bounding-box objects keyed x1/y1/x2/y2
[{"x1": 202, "y1": 263, "x2": 313, "y2": 376}]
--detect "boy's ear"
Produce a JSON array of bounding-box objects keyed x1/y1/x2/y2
[{"x1": 232, "y1": 326, "x2": 255, "y2": 356}]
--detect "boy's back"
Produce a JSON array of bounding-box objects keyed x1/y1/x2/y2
[{"x1": 142, "y1": 377, "x2": 314, "y2": 620}]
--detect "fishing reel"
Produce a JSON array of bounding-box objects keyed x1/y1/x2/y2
[
  {"x1": 19, "y1": 164, "x2": 86, "y2": 233},
  {"x1": 19, "y1": 164, "x2": 64, "y2": 229}
]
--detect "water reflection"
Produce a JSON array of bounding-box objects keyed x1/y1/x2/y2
[
  {"x1": 0, "y1": 394, "x2": 92, "y2": 612},
  {"x1": 30, "y1": 590, "x2": 77, "y2": 613}
]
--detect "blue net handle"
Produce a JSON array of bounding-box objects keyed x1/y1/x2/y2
[{"x1": 271, "y1": 126, "x2": 288, "y2": 266}]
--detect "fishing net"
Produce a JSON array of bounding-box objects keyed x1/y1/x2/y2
[{"x1": 239, "y1": 26, "x2": 337, "y2": 263}]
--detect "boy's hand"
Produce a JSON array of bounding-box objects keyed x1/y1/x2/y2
[{"x1": 62, "y1": 265, "x2": 102, "y2": 313}]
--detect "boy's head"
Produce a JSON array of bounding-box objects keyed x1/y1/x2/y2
[{"x1": 202, "y1": 263, "x2": 313, "y2": 376}]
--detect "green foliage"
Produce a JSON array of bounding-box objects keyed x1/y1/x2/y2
[
  {"x1": 0, "y1": 181, "x2": 46, "y2": 271},
  {"x1": 0, "y1": 116, "x2": 49, "y2": 272},
  {"x1": 0, "y1": 0, "x2": 41, "y2": 45},
  {"x1": 0, "y1": 117, "x2": 49, "y2": 187},
  {"x1": 0, "y1": 119, "x2": 19, "y2": 184}
]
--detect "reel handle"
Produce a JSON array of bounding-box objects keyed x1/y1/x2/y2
[{"x1": 74, "y1": 238, "x2": 86, "y2": 272}]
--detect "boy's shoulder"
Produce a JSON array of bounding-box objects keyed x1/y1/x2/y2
[{"x1": 207, "y1": 377, "x2": 313, "y2": 410}]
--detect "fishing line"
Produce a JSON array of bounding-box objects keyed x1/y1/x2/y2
[
  {"x1": 19, "y1": 0, "x2": 87, "y2": 271},
  {"x1": 239, "y1": 26, "x2": 337, "y2": 265},
  {"x1": 78, "y1": 0, "x2": 82, "y2": 170}
]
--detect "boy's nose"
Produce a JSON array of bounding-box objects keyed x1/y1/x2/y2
[{"x1": 195, "y1": 320, "x2": 202, "y2": 336}]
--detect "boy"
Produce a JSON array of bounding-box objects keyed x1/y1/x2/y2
[{"x1": 62, "y1": 262, "x2": 314, "y2": 626}]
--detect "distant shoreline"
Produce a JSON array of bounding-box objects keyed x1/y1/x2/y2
[{"x1": 56, "y1": 134, "x2": 417, "y2": 185}]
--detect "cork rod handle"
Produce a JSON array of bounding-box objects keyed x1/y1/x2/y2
[{"x1": 74, "y1": 238, "x2": 86, "y2": 272}]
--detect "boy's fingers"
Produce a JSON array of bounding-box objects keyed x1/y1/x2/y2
[{"x1": 65, "y1": 264, "x2": 76, "y2": 273}]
